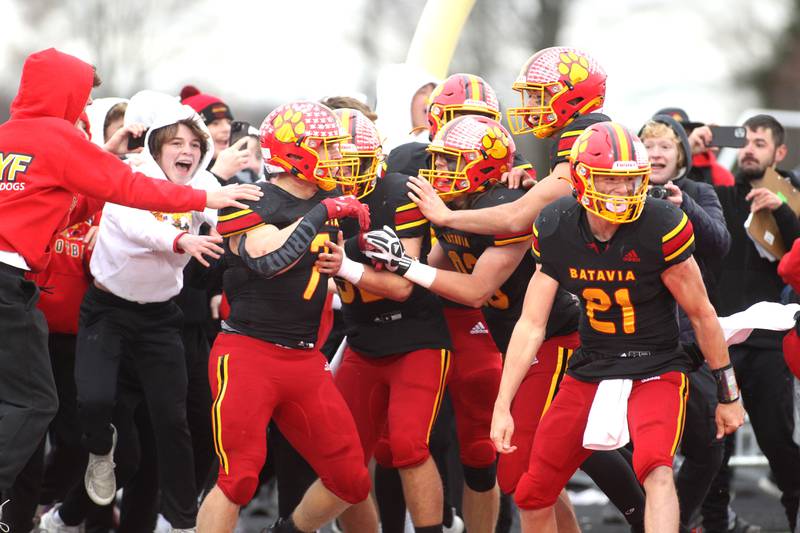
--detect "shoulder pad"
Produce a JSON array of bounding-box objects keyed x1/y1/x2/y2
[
  {"x1": 385, "y1": 142, "x2": 430, "y2": 176},
  {"x1": 217, "y1": 182, "x2": 274, "y2": 237},
  {"x1": 637, "y1": 198, "x2": 694, "y2": 261}
]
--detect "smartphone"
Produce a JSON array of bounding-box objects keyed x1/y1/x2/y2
[
  {"x1": 127, "y1": 131, "x2": 147, "y2": 151},
  {"x1": 708, "y1": 126, "x2": 747, "y2": 148},
  {"x1": 229, "y1": 120, "x2": 251, "y2": 149}
]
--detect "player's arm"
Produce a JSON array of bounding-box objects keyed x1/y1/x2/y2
[
  {"x1": 407, "y1": 164, "x2": 572, "y2": 235},
  {"x1": 491, "y1": 265, "x2": 558, "y2": 454},
  {"x1": 661, "y1": 256, "x2": 745, "y2": 437},
  {"x1": 230, "y1": 196, "x2": 370, "y2": 279},
  {"x1": 316, "y1": 232, "x2": 415, "y2": 302},
  {"x1": 424, "y1": 240, "x2": 529, "y2": 308}
]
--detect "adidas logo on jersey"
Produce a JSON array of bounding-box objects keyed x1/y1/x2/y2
[
  {"x1": 470, "y1": 322, "x2": 489, "y2": 335},
  {"x1": 324, "y1": 362, "x2": 332, "y2": 372},
  {"x1": 622, "y1": 249, "x2": 640, "y2": 262}
]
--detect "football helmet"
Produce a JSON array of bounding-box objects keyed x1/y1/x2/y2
[
  {"x1": 420, "y1": 115, "x2": 515, "y2": 197},
  {"x1": 507, "y1": 47, "x2": 606, "y2": 138},
  {"x1": 334, "y1": 108, "x2": 383, "y2": 199},
  {"x1": 569, "y1": 121, "x2": 650, "y2": 223},
  {"x1": 427, "y1": 73, "x2": 500, "y2": 139},
  {"x1": 260, "y1": 101, "x2": 357, "y2": 191}
]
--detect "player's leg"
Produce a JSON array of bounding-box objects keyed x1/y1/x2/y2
[
  {"x1": 197, "y1": 333, "x2": 276, "y2": 533},
  {"x1": 384, "y1": 348, "x2": 451, "y2": 530},
  {"x1": 444, "y1": 308, "x2": 501, "y2": 533},
  {"x1": 334, "y1": 347, "x2": 390, "y2": 533},
  {"x1": 628, "y1": 372, "x2": 689, "y2": 533},
  {"x1": 514, "y1": 375, "x2": 595, "y2": 533},
  {"x1": 274, "y1": 348, "x2": 371, "y2": 532}
]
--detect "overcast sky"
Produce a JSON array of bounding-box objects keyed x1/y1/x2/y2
[{"x1": 0, "y1": 0, "x2": 792, "y2": 131}]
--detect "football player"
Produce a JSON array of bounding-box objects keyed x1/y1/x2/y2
[
  {"x1": 368, "y1": 116, "x2": 650, "y2": 533},
  {"x1": 197, "y1": 101, "x2": 373, "y2": 533},
  {"x1": 494, "y1": 122, "x2": 743, "y2": 532},
  {"x1": 407, "y1": 47, "x2": 608, "y2": 237},
  {"x1": 315, "y1": 107, "x2": 454, "y2": 533}
]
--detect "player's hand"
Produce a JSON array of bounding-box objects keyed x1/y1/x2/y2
[
  {"x1": 664, "y1": 182, "x2": 683, "y2": 207},
  {"x1": 316, "y1": 231, "x2": 345, "y2": 275},
  {"x1": 209, "y1": 293, "x2": 223, "y2": 319},
  {"x1": 501, "y1": 167, "x2": 537, "y2": 190},
  {"x1": 210, "y1": 138, "x2": 251, "y2": 181},
  {"x1": 206, "y1": 184, "x2": 263, "y2": 210},
  {"x1": 363, "y1": 225, "x2": 412, "y2": 274},
  {"x1": 490, "y1": 404, "x2": 517, "y2": 454},
  {"x1": 407, "y1": 175, "x2": 452, "y2": 226},
  {"x1": 746, "y1": 187, "x2": 783, "y2": 212},
  {"x1": 104, "y1": 123, "x2": 147, "y2": 155},
  {"x1": 321, "y1": 195, "x2": 371, "y2": 230},
  {"x1": 177, "y1": 233, "x2": 224, "y2": 267},
  {"x1": 715, "y1": 399, "x2": 745, "y2": 439}
]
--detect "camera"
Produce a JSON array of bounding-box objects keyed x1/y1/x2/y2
[{"x1": 647, "y1": 185, "x2": 670, "y2": 200}]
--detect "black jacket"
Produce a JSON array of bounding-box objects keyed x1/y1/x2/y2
[
  {"x1": 648, "y1": 115, "x2": 731, "y2": 343},
  {"x1": 715, "y1": 172, "x2": 800, "y2": 320}
]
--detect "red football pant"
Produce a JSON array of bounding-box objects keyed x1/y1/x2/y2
[
  {"x1": 334, "y1": 346, "x2": 451, "y2": 469},
  {"x1": 208, "y1": 332, "x2": 370, "y2": 506},
  {"x1": 515, "y1": 371, "x2": 689, "y2": 510},
  {"x1": 443, "y1": 307, "x2": 503, "y2": 468},
  {"x1": 496, "y1": 332, "x2": 580, "y2": 495}
]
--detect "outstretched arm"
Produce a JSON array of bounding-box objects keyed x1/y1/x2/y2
[
  {"x1": 407, "y1": 164, "x2": 572, "y2": 235},
  {"x1": 661, "y1": 257, "x2": 745, "y2": 438}
]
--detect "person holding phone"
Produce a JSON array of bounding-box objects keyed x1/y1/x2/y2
[
  {"x1": 180, "y1": 86, "x2": 250, "y2": 182},
  {"x1": 709, "y1": 114, "x2": 800, "y2": 533},
  {"x1": 639, "y1": 115, "x2": 732, "y2": 533}
]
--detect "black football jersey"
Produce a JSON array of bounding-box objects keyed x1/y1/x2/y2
[
  {"x1": 433, "y1": 185, "x2": 579, "y2": 353},
  {"x1": 220, "y1": 182, "x2": 338, "y2": 348},
  {"x1": 337, "y1": 173, "x2": 452, "y2": 358},
  {"x1": 532, "y1": 196, "x2": 696, "y2": 381},
  {"x1": 548, "y1": 113, "x2": 611, "y2": 171}
]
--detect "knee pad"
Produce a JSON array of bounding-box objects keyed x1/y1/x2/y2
[
  {"x1": 385, "y1": 434, "x2": 429, "y2": 469},
  {"x1": 322, "y1": 464, "x2": 371, "y2": 504},
  {"x1": 514, "y1": 472, "x2": 559, "y2": 510},
  {"x1": 460, "y1": 440, "x2": 498, "y2": 469},
  {"x1": 463, "y1": 463, "x2": 497, "y2": 492},
  {"x1": 218, "y1": 472, "x2": 259, "y2": 506}
]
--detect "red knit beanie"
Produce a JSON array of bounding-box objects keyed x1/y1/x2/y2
[{"x1": 180, "y1": 85, "x2": 233, "y2": 124}]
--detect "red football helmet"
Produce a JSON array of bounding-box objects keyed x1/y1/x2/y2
[
  {"x1": 569, "y1": 121, "x2": 650, "y2": 223},
  {"x1": 260, "y1": 101, "x2": 357, "y2": 191},
  {"x1": 507, "y1": 47, "x2": 606, "y2": 138},
  {"x1": 334, "y1": 108, "x2": 383, "y2": 199},
  {"x1": 420, "y1": 115, "x2": 515, "y2": 197},
  {"x1": 427, "y1": 73, "x2": 500, "y2": 139}
]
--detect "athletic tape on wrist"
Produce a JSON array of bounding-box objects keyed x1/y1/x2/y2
[
  {"x1": 712, "y1": 364, "x2": 739, "y2": 404},
  {"x1": 403, "y1": 260, "x2": 436, "y2": 288},
  {"x1": 336, "y1": 255, "x2": 365, "y2": 285}
]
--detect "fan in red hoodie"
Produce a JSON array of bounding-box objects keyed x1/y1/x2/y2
[
  {"x1": 0, "y1": 47, "x2": 261, "y2": 493},
  {"x1": 778, "y1": 240, "x2": 800, "y2": 379}
]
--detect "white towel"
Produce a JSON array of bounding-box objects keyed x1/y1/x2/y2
[
  {"x1": 718, "y1": 302, "x2": 800, "y2": 346},
  {"x1": 583, "y1": 379, "x2": 633, "y2": 451}
]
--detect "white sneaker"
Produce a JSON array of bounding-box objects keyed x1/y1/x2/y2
[
  {"x1": 85, "y1": 424, "x2": 117, "y2": 505},
  {"x1": 38, "y1": 507, "x2": 80, "y2": 533},
  {"x1": 443, "y1": 511, "x2": 464, "y2": 533}
]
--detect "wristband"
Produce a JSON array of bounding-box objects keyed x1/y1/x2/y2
[
  {"x1": 403, "y1": 260, "x2": 437, "y2": 289},
  {"x1": 336, "y1": 255, "x2": 365, "y2": 285},
  {"x1": 711, "y1": 363, "x2": 739, "y2": 404}
]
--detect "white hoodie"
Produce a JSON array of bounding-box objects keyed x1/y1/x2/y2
[
  {"x1": 85, "y1": 97, "x2": 128, "y2": 146},
  {"x1": 90, "y1": 93, "x2": 220, "y2": 303}
]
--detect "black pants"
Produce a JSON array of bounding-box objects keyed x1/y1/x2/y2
[
  {"x1": 703, "y1": 334, "x2": 800, "y2": 531},
  {"x1": 182, "y1": 324, "x2": 215, "y2": 496},
  {"x1": 0, "y1": 265, "x2": 58, "y2": 491},
  {"x1": 74, "y1": 284, "x2": 197, "y2": 528},
  {"x1": 676, "y1": 365, "x2": 725, "y2": 532}
]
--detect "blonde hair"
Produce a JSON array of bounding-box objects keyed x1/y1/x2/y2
[{"x1": 640, "y1": 121, "x2": 685, "y2": 168}]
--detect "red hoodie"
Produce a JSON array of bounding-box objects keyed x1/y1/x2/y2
[{"x1": 0, "y1": 48, "x2": 207, "y2": 272}]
